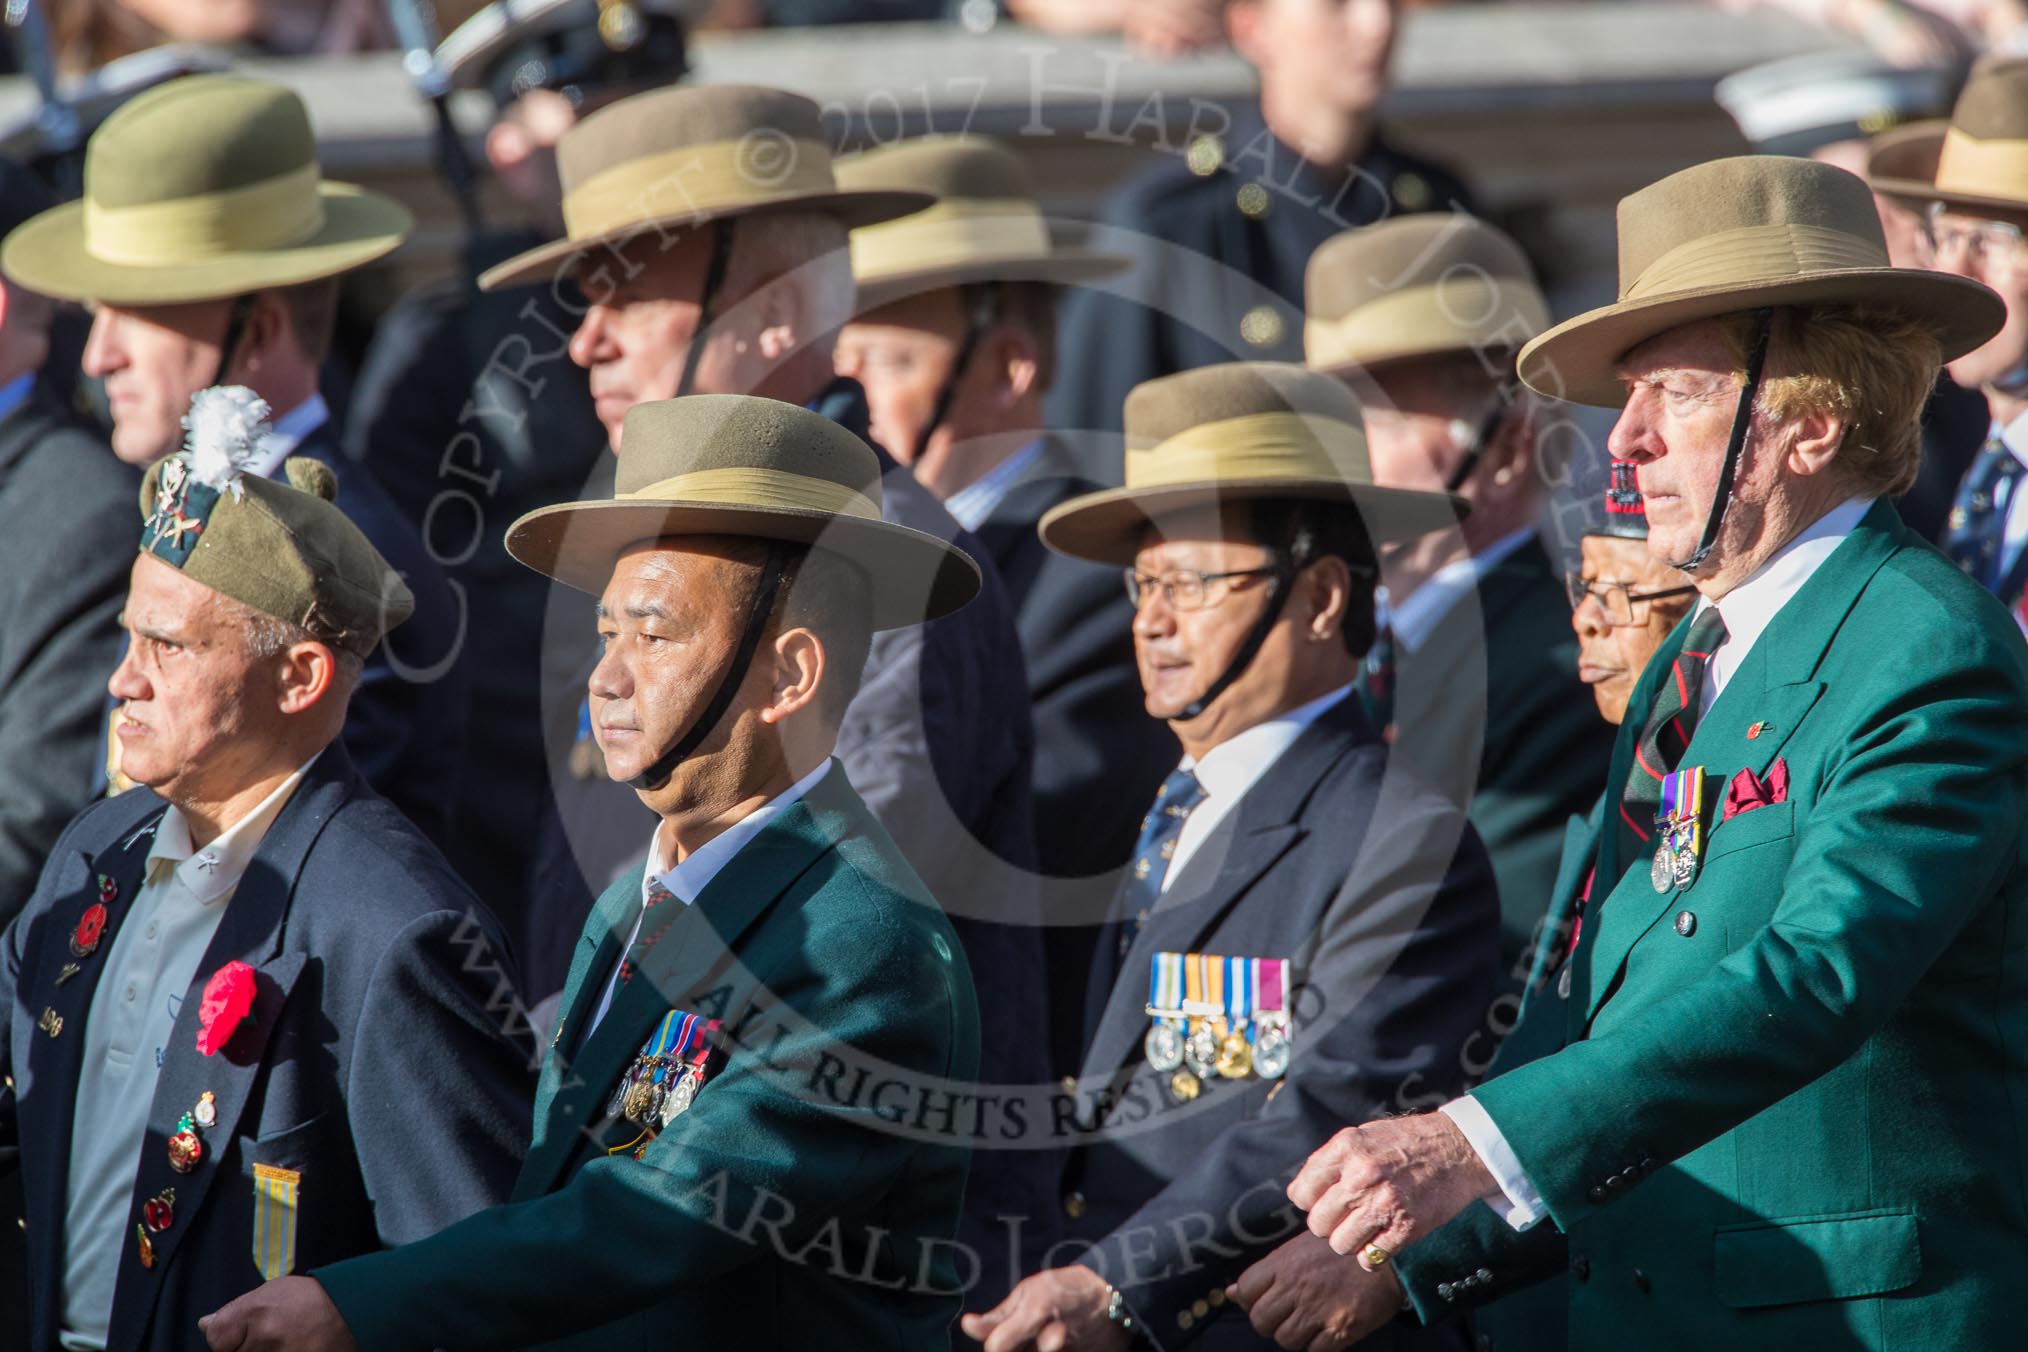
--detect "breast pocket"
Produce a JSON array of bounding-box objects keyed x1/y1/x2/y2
[
  {"x1": 1701, "y1": 801, "x2": 1796, "y2": 865},
  {"x1": 235, "y1": 1110, "x2": 363, "y2": 1278}
]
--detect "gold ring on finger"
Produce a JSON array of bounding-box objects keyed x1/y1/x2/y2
[{"x1": 1364, "y1": 1244, "x2": 1391, "y2": 1267}]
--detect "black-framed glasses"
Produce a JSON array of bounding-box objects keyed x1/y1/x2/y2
[
  {"x1": 1563, "y1": 572, "x2": 1699, "y2": 627},
  {"x1": 1124, "y1": 566, "x2": 1280, "y2": 612}
]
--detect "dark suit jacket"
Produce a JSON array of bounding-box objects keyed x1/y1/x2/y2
[
  {"x1": 0, "y1": 391, "x2": 136, "y2": 928},
  {"x1": 0, "y1": 744, "x2": 533, "y2": 1352},
  {"x1": 1058, "y1": 698, "x2": 1499, "y2": 1351},
  {"x1": 289, "y1": 421, "x2": 470, "y2": 848},
  {"x1": 1388, "y1": 539, "x2": 1614, "y2": 987},
  {"x1": 1046, "y1": 105, "x2": 1473, "y2": 475},
  {"x1": 973, "y1": 437, "x2": 1179, "y2": 1079},
  {"x1": 315, "y1": 765, "x2": 981, "y2": 1351}
]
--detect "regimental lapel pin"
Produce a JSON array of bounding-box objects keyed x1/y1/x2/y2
[
  {"x1": 1747, "y1": 721, "x2": 1770, "y2": 740},
  {"x1": 55, "y1": 963, "x2": 80, "y2": 986},
  {"x1": 142, "y1": 1187, "x2": 176, "y2": 1233},
  {"x1": 135, "y1": 1224, "x2": 155, "y2": 1269},
  {"x1": 37, "y1": 1007, "x2": 62, "y2": 1038},
  {"x1": 167, "y1": 1092, "x2": 216, "y2": 1174}
]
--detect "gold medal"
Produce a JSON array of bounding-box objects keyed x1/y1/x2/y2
[
  {"x1": 1216, "y1": 1031, "x2": 1252, "y2": 1079},
  {"x1": 622, "y1": 1075, "x2": 655, "y2": 1123},
  {"x1": 1168, "y1": 1068, "x2": 1201, "y2": 1102}
]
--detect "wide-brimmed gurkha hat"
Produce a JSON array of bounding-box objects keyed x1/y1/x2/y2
[
  {"x1": 1866, "y1": 118, "x2": 1950, "y2": 204},
  {"x1": 505, "y1": 395, "x2": 979, "y2": 627},
  {"x1": 1, "y1": 75, "x2": 412, "y2": 306},
  {"x1": 1304, "y1": 213, "x2": 1549, "y2": 376},
  {"x1": 478, "y1": 85, "x2": 933, "y2": 292},
  {"x1": 1516, "y1": 155, "x2": 2003, "y2": 409},
  {"x1": 138, "y1": 389, "x2": 413, "y2": 654},
  {"x1": 834, "y1": 136, "x2": 1130, "y2": 309},
  {"x1": 1875, "y1": 58, "x2": 2028, "y2": 216},
  {"x1": 1038, "y1": 363, "x2": 1466, "y2": 566}
]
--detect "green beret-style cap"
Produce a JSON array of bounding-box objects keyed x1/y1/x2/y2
[{"x1": 138, "y1": 388, "x2": 413, "y2": 654}]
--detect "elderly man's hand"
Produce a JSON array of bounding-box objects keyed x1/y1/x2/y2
[
  {"x1": 960, "y1": 1265, "x2": 1131, "y2": 1352},
  {"x1": 1227, "y1": 1231, "x2": 1406, "y2": 1351},
  {"x1": 199, "y1": 1276, "x2": 356, "y2": 1352},
  {"x1": 1287, "y1": 1113, "x2": 1496, "y2": 1267}
]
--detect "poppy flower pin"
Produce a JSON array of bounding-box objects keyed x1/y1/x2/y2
[{"x1": 195, "y1": 961, "x2": 257, "y2": 1057}]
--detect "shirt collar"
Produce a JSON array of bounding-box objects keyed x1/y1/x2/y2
[
  {"x1": 944, "y1": 438, "x2": 1045, "y2": 532},
  {"x1": 1184, "y1": 685, "x2": 1353, "y2": 805},
  {"x1": 1701, "y1": 496, "x2": 1874, "y2": 669},
  {"x1": 1383, "y1": 528, "x2": 1536, "y2": 652},
  {"x1": 246, "y1": 394, "x2": 331, "y2": 480},
  {"x1": 0, "y1": 373, "x2": 36, "y2": 427},
  {"x1": 639, "y1": 761, "x2": 831, "y2": 911},
  {"x1": 1995, "y1": 409, "x2": 2028, "y2": 469},
  {"x1": 146, "y1": 752, "x2": 319, "y2": 906}
]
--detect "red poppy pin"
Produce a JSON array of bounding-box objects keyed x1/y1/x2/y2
[
  {"x1": 71, "y1": 904, "x2": 108, "y2": 958},
  {"x1": 194, "y1": 961, "x2": 257, "y2": 1057}
]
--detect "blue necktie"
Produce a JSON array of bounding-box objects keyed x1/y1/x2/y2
[
  {"x1": 1943, "y1": 434, "x2": 2026, "y2": 592},
  {"x1": 1113, "y1": 766, "x2": 1208, "y2": 961}
]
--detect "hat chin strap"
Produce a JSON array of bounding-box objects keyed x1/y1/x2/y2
[
  {"x1": 912, "y1": 286, "x2": 1003, "y2": 464},
  {"x1": 210, "y1": 296, "x2": 255, "y2": 390},
  {"x1": 674, "y1": 219, "x2": 736, "y2": 399},
  {"x1": 1175, "y1": 563, "x2": 1293, "y2": 723},
  {"x1": 628, "y1": 546, "x2": 788, "y2": 793},
  {"x1": 1679, "y1": 306, "x2": 1773, "y2": 576},
  {"x1": 1442, "y1": 376, "x2": 1521, "y2": 494}
]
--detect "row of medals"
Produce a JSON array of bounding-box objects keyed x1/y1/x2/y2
[
  {"x1": 1650, "y1": 818, "x2": 1700, "y2": 893},
  {"x1": 609, "y1": 1053, "x2": 702, "y2": 1131},
  {"x1": 1144, "y1": 1013, "x2": 1291, "y2": 1102}
]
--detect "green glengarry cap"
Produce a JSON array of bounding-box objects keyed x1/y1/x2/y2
[{"x1": 139, "y1": 390, "x2": 412, "y2": 654}]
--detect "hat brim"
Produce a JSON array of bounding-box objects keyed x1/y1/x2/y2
[
  {"x1": 1311, "y1": 338, "x2": 1529, "y2": 381},
  {"x1": 1, "y1": 182, "x2": 412, "y2": 305},
  {"x1": 1877, "y1": 177, "x2": 2028, "y2": 218},
  {"x1": 1864, "y1": 172, "x2": 1952, "y2": 206},
  {"x1": 853, "y1": 249, "x2": 1132, "y2": 310},
  {"x1": 504, "y1": 497, "x2": 980, "y2": 629},
  {"x1": 1037, "y1": 478, "x2": 1468, "y2": 568},
  {"x1": 1517, "y1": 267, "x2": 2004, "y2": 408},
  {"x1": 476, "y1": 189, "x2": 935, "y2": 292}
]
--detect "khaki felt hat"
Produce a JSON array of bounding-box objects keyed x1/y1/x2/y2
[
  {"x1": 1881, "y1": 58, "x2": 2028, "y2": 216},
  {"x1": 1038, "y1": 362, "x2": 1466, "y2": 567},
  {"x1": 1304, "y1": 213, "x2": 1549, "y2": 376},
  {"x1": 1865, "y1": 117, "x2": 1950, "y2": 204},
  {"x1": 2, "y1": 75, "x2": 412, "y2": 306},
  {"x1": 478, "y1": 84, "x2": 933, "y2": 292},
  {"x1": 1516, "y1": 155, "x2": 2002, "y2": 408},
  {"x1": 138, "y1": 389, "x2": 413, "y2": 654},
  {"x1": 834, "y1": 136, "x2": 1130, "y2": 309},
  {"x1": 505, "y1": 394, "x2": 980, "y2": 627}
]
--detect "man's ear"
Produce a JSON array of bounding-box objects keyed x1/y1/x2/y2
[
  {"x1": 757, "y1": 626, "x2": 825, "y2": 726},
  {"x1": 752, "y1": 274, "x2": 805, "y2": 364},
  {"x1": 276, "y1": 641, "x2": 339, "y2": 716},
  {"x1": 989, "y1": 324, "x2": 1041, "y2": 411},
  {"x1": 1785, "y1": 410, "x2": 1845, "y2": 478},
  {"x1": 232, "y1": 291, "x2": 293, "y2": 380},
  {"x1": 1300, "y1": 555, "x2": 1352, "y2": 643},
  {"x1": 1483, "y1": 400, "x2": 1538, "y2": 492}
]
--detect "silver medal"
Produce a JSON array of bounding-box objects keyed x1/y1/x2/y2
[
  {"x1": 659, "y1": 1069, "x2": 698, "y2": 1126},
  {"x1": 1143, "y1": 1020, "x2": 1184, "y2": 1072},
  {"x1": 1556, "y1": 961, "x2": 1573, "y2": 1000},
  {"x1": 1253, "y1": 1023, "x2": 1291, "y2": 1079},
  {"x1": 1650, "y1": 844, "x2": 1676, "y2": 893},
  {"x1": 1183, "y1": 1023, "x2": 1220, "y2": 1079},
  {"x1": 1672, "y1": 842, "x2": 1697, "y2": 887}
]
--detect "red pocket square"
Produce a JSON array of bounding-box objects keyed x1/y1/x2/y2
[{"x1": 1723, "y1": 759, "x2": 1788, "y2": 821}]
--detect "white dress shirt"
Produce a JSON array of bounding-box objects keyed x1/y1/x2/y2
[
  {"x1": 243, "y1": 393, "x2": 332, "y2": 481},
  {"x1": 943, "y1": 437, "x2": 1044, "y2": 533},
  {"x1": 1442, "y1": 497, "x2": 1875, "y2": 1231},
  {"x1": 1163, "y1": 685, "x2": 1353, "y2": 890},
  {"x1": 59, "y1": 757, "x2": 315, "y2": 1350},
  {"x1": 1379, "y1": 528, "x2": 1537, "y2": 653},
  {"x1": 584, "y1": 761, "x2": 831, "y2": 1037}
]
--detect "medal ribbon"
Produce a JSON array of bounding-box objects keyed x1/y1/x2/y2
[
  {"x1": 1149, "y1": 952, "x2": 1184, "y2": 1017},
  {"x1": 1224, "y1": 955, "x2": 1251, "y2": 1041},
  {"x1": 1258, "y1": 959, "x2": 1287, "y2": 1018}
]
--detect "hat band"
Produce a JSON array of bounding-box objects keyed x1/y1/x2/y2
[
  {"x1": 1933, "y1": 126, "x2": 2028, "y2": 203},
  {"x1": 849, "y1": 198, "x2": 1053, "y2": 284},
  {"x1": 1622, "y1": 222, "x2": 1885, "y2": 302},
  {"x1": 1127, "y1": 412, "x2": 1367, "y2": 491},
  {"x1": 1306, "y1": 275, "x2": 1550, "y2": 372},
  {"x1": 84, "y1": 162, "x2": 326, "y2": 267},
  {"x1": 562, "y1": 137, "x2": 837, "y2": 242},
  {"x1": 619, "y1": 465, "x2": 882, "y2": 521}
]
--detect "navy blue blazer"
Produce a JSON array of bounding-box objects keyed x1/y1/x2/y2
[
  {"x1": 1059, "y1": 698, "x2": 1500, "y2": 1351},
  {"x1": 0, "y1": 744, "x2": 534, "y2": 1352}
]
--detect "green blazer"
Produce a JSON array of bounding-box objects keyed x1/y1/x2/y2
[
  {"x1": 313, "y1": 766, "x2": 982, "y2": 1351},
  {"x1": 1401, "y1": 502, "x2": 2028, "y2": 1349}
]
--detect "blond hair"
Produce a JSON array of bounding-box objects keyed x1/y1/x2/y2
[{"x1": 1721, "y1": 305, "x2": 1941, "y2": 500}]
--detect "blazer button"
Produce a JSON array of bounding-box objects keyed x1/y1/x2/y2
[
  {"x1": 1208, "y1": 1289, "x2": 1226, "y2": 1308},
  {"x1": 1571, "y1": 1254, "x2": 1590, "y2": 1282},
  {"x1": 1438, "y1": 1282, "x2": 1456, "y2": 1301},
  {"x1": 1177, "y1": 1310, "x2": 1195, "y2": 1331},
  {"x1": 1588, "y1": 1184, "x2": 1605, "y2": 1202},
  {"x1": 1063, "y1": 1192, "x2": 1086, "y2": 1219},
  {"x1": 1674, "y1": 911, "x2": 1697, "y2": 937},
  {"x1": 1476, "y1": 1268, "x2": 1492, "y2": 1283},
  {"x1": 1060, "y1": 1076, "x2": 1078, "y2": 1096},
  {"x1": 1633, "y1": 1268, "x2": 1651, "y2": 1294},
  {"x1": 1191, "y1": 1300, "x2": 1209, "y2": 1318}
]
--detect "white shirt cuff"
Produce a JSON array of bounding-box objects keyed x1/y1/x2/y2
[{"x1": 1439, "y1": 1095, "x2": 1549, "y2": 1232}]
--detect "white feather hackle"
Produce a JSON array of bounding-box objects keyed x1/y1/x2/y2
[{"x1": 182, "y1": 386, "x2": 272, "y2": 500}]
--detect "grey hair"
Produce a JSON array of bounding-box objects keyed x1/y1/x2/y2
[
  {"x1": 721, "y1": 210, "x2": 855, "y2": 337},
  {"x1": 236, "y1": 603, "x2": 366, "y2": 688}
]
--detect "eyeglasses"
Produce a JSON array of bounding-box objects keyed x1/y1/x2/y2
[
  {"x1": 1922, "y1": 206, "x2": 2026, "y2": 271},
  {"x1": 1124, "y1": 566, "x2": 1280, "y2": 612},
  {"x1": 1563, "y1": 572, "x2": 1699, "y2": 627}
]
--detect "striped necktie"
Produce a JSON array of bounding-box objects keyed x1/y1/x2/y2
[
  {"x1": 1616, "y1": 606, "x2": 1728, "y2": 883},
  {"x1": 1942, "y1": 434, "x2": 2025, "y2": 592}
]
